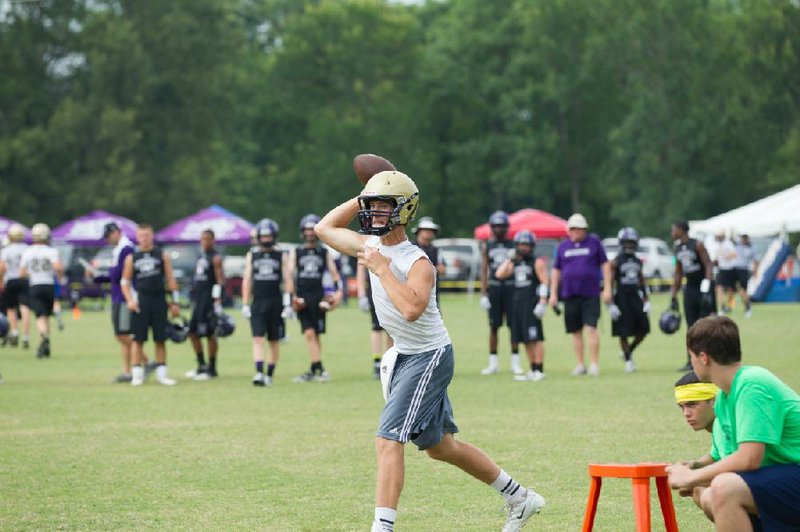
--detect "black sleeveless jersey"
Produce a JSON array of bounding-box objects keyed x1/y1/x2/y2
[
  {"x1": 295, "y1": 245, "x2": 327, "y2": 295},
  {"x1": 487, "y1": 239, "x2": 514, "y2": 287},
  {"x1": 251, "y1": 249, "x2": 283, "y2": 299},
  {"x1": 416, "y1": 242, "x2": 440, "y2": 268},
  {"x1": 511, "y1": 254, "x2": 539, "y2": 300},
  {"x1": 614, "y1": 252, "x2": 643, "y2": 293},
  {"x1": 674, "y1": 238, "x2": 704, "y2": 286},
  {"x1": 192, "y1": 249, "x2": 220, "y2": 299},
  {"x1": 132, "y1": 246, "x2": 165, "y2": 295}
]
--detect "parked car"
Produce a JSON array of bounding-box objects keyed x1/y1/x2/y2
[
  {"x1": 55, "y1": 244, "x2": 108, "y2": 303},
  {"x1": 602, "y1": 237, "x2": 676, "y2": 286},
  {"x1": 433, "y1": 238, "x2": 481, "y2": 282}
]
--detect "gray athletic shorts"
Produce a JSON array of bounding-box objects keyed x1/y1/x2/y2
[{"x1": 377, "y1": 344, "x2": 459, "y2": 450}]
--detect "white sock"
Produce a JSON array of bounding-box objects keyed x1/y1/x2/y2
[
  {"x1": 511, "y1": 353, "x2": 521, "y2": 368},
  {"x1": 131, "y1": 365, "x2": 144, "y2": 381},
  {"x1": 488, "y1": 354, "x2": 498, "y2": 368},
  {"x1": 372, "y1": 507, "x2": 396, "y2": 531},
  {"x1": 491, "y1": 469, "x2": 527, "y2": 504},
  {"x1": 156, "y1": 365, "x2": 168, "y2": 380}
]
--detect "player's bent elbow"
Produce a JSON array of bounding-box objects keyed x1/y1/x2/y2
[{"x1": 402, "y1": 308, "x2": 424, "y2": 322}]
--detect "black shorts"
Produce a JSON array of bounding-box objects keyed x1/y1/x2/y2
[
  {"x1": 28, "y1": 284, "x2": 55, "y2": 317},
  {"x1": 611, "y1": 291, "x2": 650, "y2": 338},
  {"x1": 189, "y1": 298, "x2": 216, "y2": 337},
  {"x1": 250, "y1": 298, "x2": 285, "y2": 341},
  {"x1": 564, "y1": 296, "x2": 600, "y2": 333},
  {"x1": 488, "y1": 284, "x2": 515, "y2": 329},
  {"x1": 734, "y1": 268, "x2": 750, "y2": 289},
  {"x1": 368, "y1": 297, "x2": 383, "y2": 331},
  {"x1": 132, "y1": 293, "x2": 168, "y2": 343},
  {"x1": 683, "y1": 284, "x2": 716, "y2": 328},
  {"x1": 2, "y1": 278, "x2": 29, "y2": 311},
  {"x1": 738, "y1": 464, "x2": 800, "y2": 531},
  {"x1": 112, "y1": 302, "x2": 133, "y2": 335},
  {"x1": 716, "y1": 269, "x2": 737, "y2": 289},
  {"x1": 509, "y1": 298, "x2": 544, "y2": 344},
  {"x1": 297, "y1": 291, "x2": 326, "y2": 334}
]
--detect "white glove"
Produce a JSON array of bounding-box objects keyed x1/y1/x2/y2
[
  {"x1": 607, "y1": 303, "x2": 622, "y2": 321},
  {"x1": 214, "y1": 302, "x2": 223, "y2": 315},
  {"x1": 642, "y1": 301, "x2": 651, "y2": 314},
  {"x1": 241, "y1": 304, "x2": 251, "y2": 319},
  {"x1": 700, "y1": 278, "x2": 711, "y2": 293},
  {"x1": 359, "y1": 296, "x2": 371, "y2": 313},
  {"x1": 281, "y1": 306, "x2": 295, "y2": 320},
  {"x1": 533, "y1": 301, "x2": 546, "y2": 319},
  {"x1": 479, "y1": 295, "x2": 491, "y2": 311}
]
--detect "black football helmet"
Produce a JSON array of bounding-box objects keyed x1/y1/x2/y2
[
  {"x1": 659, "y1": 310, "x2": 681, "y2": 335},
  {"x1": 165, "y1": 318, "x2": 190, "y2": 343},
  {"x1": 214, "y1": 313, "x2": 236, "y2": 338}
]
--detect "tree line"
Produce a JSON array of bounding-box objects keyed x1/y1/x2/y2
[{"x1": 1, "y1": 0, "x2": 798, "y2": 239}]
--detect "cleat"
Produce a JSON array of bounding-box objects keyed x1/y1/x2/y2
[
  {"x1": 264, "y1": 375, "x2": 273, "y2": 387},
  {"x1": 184, "y1": 366, "x2": 204, "y2": 378},
  {"x1": 588, "y1": 363, "x2": 599, "y2": 376},
  {"x1": 156, "y1": 365, "x2": 176, "y2": 386},
  {"x1": 570, "y1": 365, "x2": 587, "y2": 376},
  {"x1": 112, "y1": 373, "x2": 132, "y2": 383},
  {"x1": 502, "y1": 489, "x2": 545, "y2": 532},
  {"x1": 314, "y1": 371, "x2": 331, "y2": 383},
  {"x1": 193, "y1": 369, "x2": 218, "y2": 381},
  {"x1": 36, "y1": 339, "x2": 50, "y2": 359},
  {"x1": 293, "y1": 371, "x2": 315, "y2": 383},
  {"x1": 22, "y1": 338, "x2": 29, "y2": 349},
  {"x1": 252, "y1": 373, "x2": 266, "y2": 386},
  {"x1": 511, "y1": 365, "x2": 525, "y2": 376},
  {"x1": 514, "y1": 370, "x2": 545, "y2": 382},
  {"x1": 9, "y1": 335, "x2": 18, "y2": 347},
  {"x1": 480, "y1": 366, "x2": 499, "y2": 376},
  {"x1": 624, "y1": 360, "x2": 636, "y2": 373},
  {"x1": 131, "y1": 366, "x2": 145, "y2": 387}
]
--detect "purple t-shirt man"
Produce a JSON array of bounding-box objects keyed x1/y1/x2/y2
[
  {"x1": 553, "y1": 234, "x2": 607, "y2": 299},
  {"x1": 95, "y1": 234, "x2": 135, "y2": 304}
]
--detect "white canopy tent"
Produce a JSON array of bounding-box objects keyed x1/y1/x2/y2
[{"x1": 689, "y1": 184, "x2": 800, "y2": 238}]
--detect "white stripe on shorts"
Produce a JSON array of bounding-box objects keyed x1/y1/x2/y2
[{"x1": 400, "y1": 346, "x2": 446, "y2": 441}]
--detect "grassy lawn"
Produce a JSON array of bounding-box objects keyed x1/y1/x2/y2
[{"x1": 1, "y1": 293, "x2": 798, "y2": 531}]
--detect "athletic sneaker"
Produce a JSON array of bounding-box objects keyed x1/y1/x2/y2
[
  {"x1": 314, "y1": 371, "x2": 331, "y2": 383},
  {"x1": 8, "y1": 335, "x2": 18, "y2": 347},
  {"x1": 511, "y1": 364, "x2": 525, "y2": 376},
  {"x1": 193, "y1": 369, "x2": 218, "y2": 381},
  {"x1": 252, "y1": 373, "x2": 266, "y2": 386},
  {"x1": 502, "y1": 489, "x2": 545, "y2": 532},
  {"x1": 36, "y1": 339, "x2": 50, "y2": 359},
  {"x1": 21, "y1": 338, "x2": 29, "y2": 349},
  {"x1": 264, "y1": 375, "x2": 273, "y2": 387},
  {"x1": 112, "y1": 373, "x2": 132, "y2": 383},
  {"x1": 481, "y1": 365, "x2": 499, "y2": 375},
  {"x1": 624, "y1": 360, "x2": 636, "y2": 373},
  {"x1": 293, "y1": 371, "x2": 315, "y2": 383},
  {"x1": 588, "y1": 363, "x2": 600, "y2": 376},
  {"x1": 570, "y1": 365, "x2": 587, "y2": 376}
]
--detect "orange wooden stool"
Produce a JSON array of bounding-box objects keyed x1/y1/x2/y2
[{"x1": 582, "y1": 463, "x2": 679, "y2": 532}]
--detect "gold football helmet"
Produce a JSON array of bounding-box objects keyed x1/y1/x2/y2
[{"x1": 358, "y1": 171, "x2": 419, "y2": 236}]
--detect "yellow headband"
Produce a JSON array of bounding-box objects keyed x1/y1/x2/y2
[{"x1": 675, "y1": 383, "x2": 719, "y2": 403}]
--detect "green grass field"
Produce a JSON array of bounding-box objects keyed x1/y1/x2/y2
[{"x1": 2, "y1": 293, "x2": 798, "y2": 531}]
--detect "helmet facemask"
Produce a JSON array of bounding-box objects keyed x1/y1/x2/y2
[{"x1": 358, "y1": 194, "x2": 417, "y2": 236}]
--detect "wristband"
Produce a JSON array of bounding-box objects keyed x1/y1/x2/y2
[
  {"x1": 172, "y1": 290, "x2": 180, "y2": 304},
  {"x1": 700, "y1": 279, "x2": 711, "y2": 293},
  {"x1": 537, "y1": 284, "x2": 549, "y2": 298},
  {"x1": 211, "y1": 284, "x2": 222, "y2": 299},
  {"x1": 120, "y1": 278, "x2": 130, "y2": 286}
]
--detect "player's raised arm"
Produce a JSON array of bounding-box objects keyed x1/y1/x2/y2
[{"x1": 315, "y1": 198, "x2": 368, "y2": 258}]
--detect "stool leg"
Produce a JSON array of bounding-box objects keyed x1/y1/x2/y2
[
  {"x1": 631, "y1": 477, "x2": 651, "y2": 532},
  {"x1": 581, "y1": 476, "x2": 602, "y2": 532},
  {"x1": 655, "y1": 477, "x2": 679, "y2": 532}
]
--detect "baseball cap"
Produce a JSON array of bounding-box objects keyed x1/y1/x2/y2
[
  {"x1": 567, "y1": 213, "x2": 589, "y2": 229},
  {"x1": 103, "y1": 222, "x2": 121, "y2": 238}
]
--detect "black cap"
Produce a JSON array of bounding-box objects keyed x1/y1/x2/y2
[{"x1": 103, "y1": 222, "x2": 120, "y2": 238}]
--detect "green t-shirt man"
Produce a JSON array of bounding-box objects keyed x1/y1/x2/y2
[{"x1": 713, "y1": 365, "x2": 800, "y2": 466}]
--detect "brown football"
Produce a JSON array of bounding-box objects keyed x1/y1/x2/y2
[{"x1": 353, "y1": 154, "x2": 396, "y2": 185}]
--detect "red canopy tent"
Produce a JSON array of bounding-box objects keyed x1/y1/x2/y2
[{"x1": 473, "y1": 209, "x2": 568, "y2": 240}]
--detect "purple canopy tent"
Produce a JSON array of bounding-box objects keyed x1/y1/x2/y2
[
  {"x1": 0, "y1": 216, "x2": 31, "y2": 242},
  {"x1": 51, "y1": 210, "x2": 138, "y2": 246},
  {"x1": 155, "y1": 205, "x2": 253, "y2": 245}
]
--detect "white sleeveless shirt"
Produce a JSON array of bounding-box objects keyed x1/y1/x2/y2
[{"x1": 366, "y1": 236, "x2": 451, "y2": 354}]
